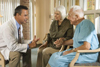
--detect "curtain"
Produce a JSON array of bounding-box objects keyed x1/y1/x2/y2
[{"x1": 0, "y1": 0, "x2": 20, "y2": 25}]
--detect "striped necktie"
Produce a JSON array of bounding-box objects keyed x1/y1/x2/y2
[{"x1": 18, "y1": 27, "x2": 21, "y2": 43}]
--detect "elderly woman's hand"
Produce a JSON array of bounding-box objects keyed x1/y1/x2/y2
[
  {"x1": 39, "y1": 41, "x2": 47, "y2": 49},
  {"x1": 54, "y1": 38, "x2": 65, "y2": 48}
]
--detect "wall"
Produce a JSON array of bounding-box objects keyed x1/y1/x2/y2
[
  {"x1": 20, "y1": 0, "x2": 51, "y2": 43},
  {"x1": 32, "y1": 0, "x2": 51, "y2": 43},
  {"x1": 20, "y1": 0, "x2": 31, "y2": 40}
]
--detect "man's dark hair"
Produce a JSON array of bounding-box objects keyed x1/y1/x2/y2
[{"x1": 14, "y1": 5, "x2": 28, "y2": 16}]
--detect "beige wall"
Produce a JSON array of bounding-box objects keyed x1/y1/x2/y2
[
  {"x1": 32, "y1": 0, "x2": 51, "y2": 43},
  {"x1": 20, "y1": 0, "x2": 52, "y2": 43}
]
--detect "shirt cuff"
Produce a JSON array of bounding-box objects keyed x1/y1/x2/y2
[{"x1": 27, "y1": 41, "x2": 32, "y2": 49}]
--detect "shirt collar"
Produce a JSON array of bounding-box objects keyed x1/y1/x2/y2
[{"x1": 15, "y1": 20, "x2": 20, "y2": 30}]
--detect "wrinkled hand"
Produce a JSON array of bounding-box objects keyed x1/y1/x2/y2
[
  {"x1": 63, "y1": 50, "x2": 73, "y2": 55},
  {"x1": 29, "y1": 35, "x2": 40, "y2": 49},
  {"x1": 54, "y1": 38, "x2": 65, "y2": 48},
  {"x1": 39, "y1": 41, "x2": 47, "y2": 49}
]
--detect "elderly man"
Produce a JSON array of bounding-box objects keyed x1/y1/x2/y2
[{"x1": 46, "y1": 5, "x2": 99, "y2": 67}]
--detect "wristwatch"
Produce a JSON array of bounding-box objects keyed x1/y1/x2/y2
[
  {"x1": 63, "y1": 38, "x2": 66, "y2": 41},
  {"x1": 73, "y1": 48, "x2": 76, "y2": 52}
]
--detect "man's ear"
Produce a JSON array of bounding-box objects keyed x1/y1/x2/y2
[
  {"x1": 75, "y1": 15, "x2": 79, "y2": 20},
  {"x1": 16, "y1": 13, "x2": 20, "y2": 16}
]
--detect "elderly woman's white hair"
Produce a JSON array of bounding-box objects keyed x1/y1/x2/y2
[
  {"x1": 54, "y1": 5, "x2": 66, "y2": 20},
  {"x1": 70, "y1": 5, "x2": 84, "y2": 18}
]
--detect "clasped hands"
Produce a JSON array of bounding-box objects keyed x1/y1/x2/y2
[
  {"x1": 54, "y1": 38, "x2": 73, "y2": 55},
  {"x1": 54, "y1": 38, "x2": 65, "y2": 48},
  {"x1": 28, "y1": 35, "x2": 40, "y2": 49}
]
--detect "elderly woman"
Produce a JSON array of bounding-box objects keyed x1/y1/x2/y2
[
  {"x1": 46, "y1": 5, "x2": 99, "y2": 67},
  {"x1": 36, "y1": 5, "x2": 73, "y2": 67}
]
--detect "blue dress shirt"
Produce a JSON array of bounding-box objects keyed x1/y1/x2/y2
[{"x1": 15, "y1": 20, "x2": 29, "y2": 49}]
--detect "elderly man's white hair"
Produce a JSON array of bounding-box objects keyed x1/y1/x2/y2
[
  {"x1": 54, "y1": 5, "x2": 66, "y2": 20},
  {"x1": 71, "y1": 5, "x2": 84, "y2": 18}
]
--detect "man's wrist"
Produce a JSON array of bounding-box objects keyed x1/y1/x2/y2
[
  {"x1": 63, "y1": 38, "x2": 67, "y2": 41},
  {"x1": 27, "y1": 44, "x2": 29, "y2": 49},
  {"x1": 61, "y1": 38, "x2": 66, "y2": 45}
]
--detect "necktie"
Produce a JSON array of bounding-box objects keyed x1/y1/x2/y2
[{"x1": 18, "y1": 27, "x2": 21, "y2": 43}]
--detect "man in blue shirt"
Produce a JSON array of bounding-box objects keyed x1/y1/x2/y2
[
  {"x1": 46, "y1": 5, "x2": 99, "y2": 67},
  {"x1": 0, "y1": 5, "x2": 39, "y2": 67}
]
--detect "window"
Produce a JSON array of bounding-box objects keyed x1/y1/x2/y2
[
  {"x1": 53, "y1": 0, "x2": 71, "y2": 16},
  {"x1": 85, "y1": 14, "x2": 94, "y2": 24},
  {"x1": 0, "y1": 0, "x2": 20, "y2": 25},
  {"x1": 30, "y1": 0, "x2": 37, "y2": 39},
  {"x1": 71, "y1": 0, "x2": 100, "y2": 33},
  {"x1": 83, "y1": 0, "x2": 95, "y2": 11},
  {"x1": 95, "y1": 14, "x2": 100, "y2": 33},
  {"x1": 75, "y1": 0, "x2": 79, "y2": 5}
]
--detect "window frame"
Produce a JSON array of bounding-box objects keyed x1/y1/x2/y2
[
  {"x1": 71, "y1": 0, "x2": 100, "y2": 33},
  {"x1": 0, "y1": 0, "x2": 20, "y2": 25}
]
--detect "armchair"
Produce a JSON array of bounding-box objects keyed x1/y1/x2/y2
[
  {"x1": 69, "y1": 34, "x2": 100, "y2": 67},
  {"x1": 70, "y1": 48, "x2": 100, "y2": 67},
  {"x1": 0, "y1": 52, "x2": 5, "y2": 67},
  {"x1": 59, "y1": 45, "x2": 73, "y2": 52}
]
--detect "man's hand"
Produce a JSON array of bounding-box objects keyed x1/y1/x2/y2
[
  {"x1": 54, "y1": 38, "x2": 65, "y2": 48},
  {"x1": 29, "y1": 35, "x2": 40, "y2": 49}
]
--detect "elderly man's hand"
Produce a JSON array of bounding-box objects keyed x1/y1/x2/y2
[
  {"x1": 29, "y1": 35, "x2": 40, "y2": 49},
  {"x1": 54, "y1": 38, "x2": 65, "y2": 48}
]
